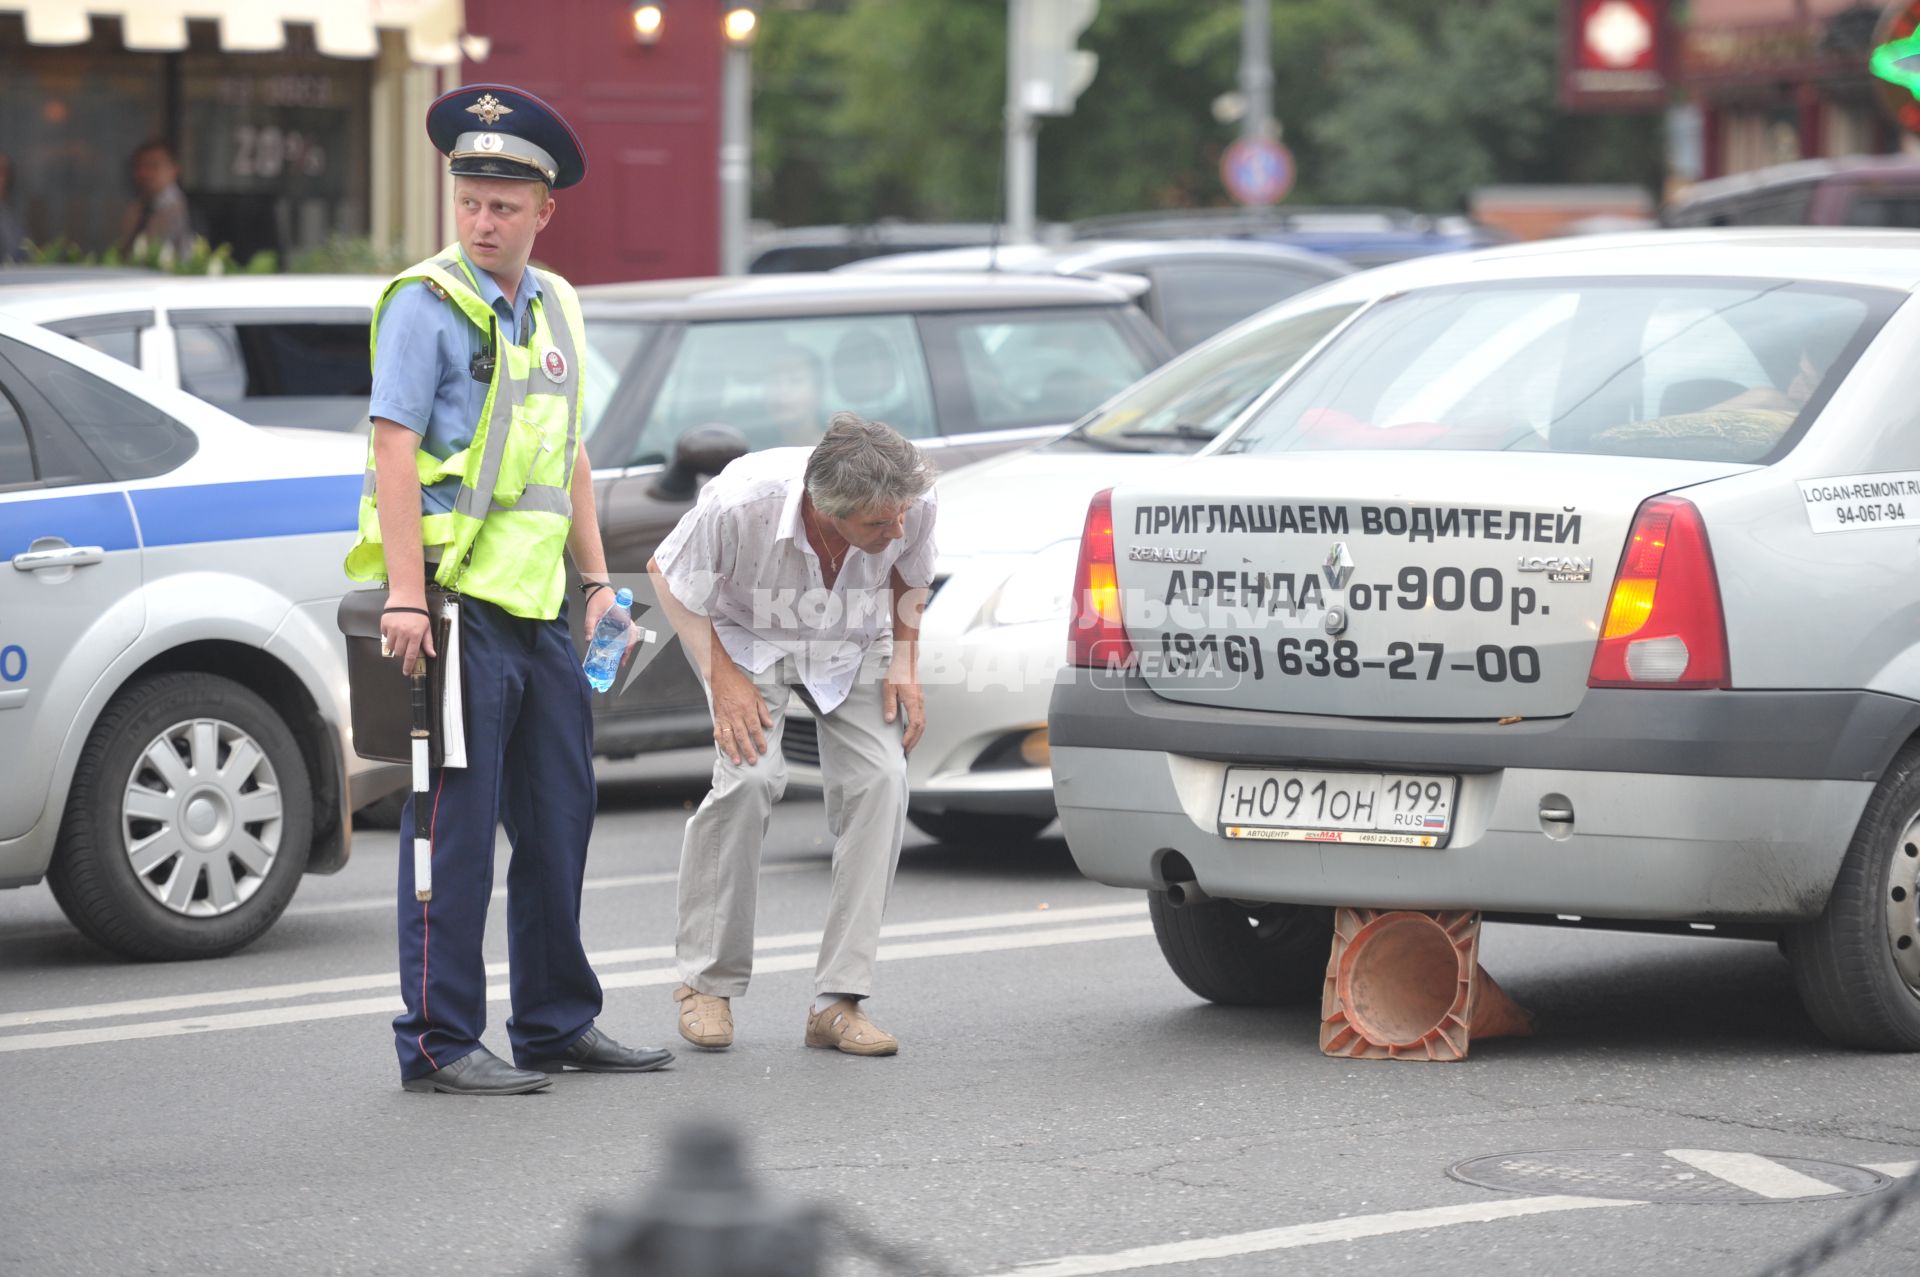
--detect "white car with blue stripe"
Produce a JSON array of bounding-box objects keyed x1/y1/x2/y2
[{"x1": 0, "y1": 312, "x2": 382, "y2": 959}]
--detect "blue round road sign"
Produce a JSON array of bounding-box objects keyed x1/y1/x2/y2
[{"x1": 1222, "y1": 136, "x2": 1294, "y2": 207}]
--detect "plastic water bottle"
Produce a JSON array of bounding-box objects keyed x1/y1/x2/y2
[{"x1": 583, "y1": 587, "x2": 634, "y2": 693}]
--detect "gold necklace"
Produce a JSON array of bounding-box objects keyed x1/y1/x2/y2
[{"x1": 807, "y1": 507, "x2": 846, "y2": 575}]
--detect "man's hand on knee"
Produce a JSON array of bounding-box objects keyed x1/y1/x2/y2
[
  {"x1": 711, "y1": 662, "x2": 774, "y2": 765},
  {"x1": 883, "y1": 666, "x2": 925, "y2": 756}
]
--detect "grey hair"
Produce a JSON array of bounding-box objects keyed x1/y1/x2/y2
[{"x1": 803, "y1": 412, "x2": 934, "y2": 518}]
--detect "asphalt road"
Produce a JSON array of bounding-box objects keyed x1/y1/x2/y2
[{"x1": 3, "y1": 750, "x2": 1918, "y2": 1277}]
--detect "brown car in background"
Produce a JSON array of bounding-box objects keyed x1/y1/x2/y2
[
  {"x1": 1663, "y1": 153, "x2": 1920, "y2": 229},
  {"x1": 571, "y1": 271, "x2": 1173, "y2": 759}
]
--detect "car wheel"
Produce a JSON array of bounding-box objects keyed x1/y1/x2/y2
[
  {"x1": 1149, "y1": 891, "x2": 1334, "y2": 1007},
  {"x1": 1788, "y1": 743, "x2": 1920, "y2": 1050},
  {"x1": 47, "y1": 673, "x2": 313, "y2": 961},
  {"x1": 906, "y1": 808, "x2": 1052, "y2": 845}
]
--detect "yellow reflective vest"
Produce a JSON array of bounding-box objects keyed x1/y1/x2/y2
[{"x1": 345, "y1": 247, "x2": 586, "y2": 620}]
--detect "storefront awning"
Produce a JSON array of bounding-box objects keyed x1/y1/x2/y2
[{"x1": 5, "y1": 0, "x2": 467, "y2": 64}]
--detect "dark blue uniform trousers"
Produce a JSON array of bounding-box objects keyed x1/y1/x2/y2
[{"x1": 394, "y1": 596, "x2": 602, "y2": 1081}]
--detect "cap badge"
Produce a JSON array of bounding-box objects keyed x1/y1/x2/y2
[
  {"x1": 543, "y1": 349, "x2": 568, "y2": 383},
  {"x1": 475, "y1": 132, "x2": 505, "y2": 153},
  {"x1": 467, "y1": 94, "x2": 513, "y2": 127}
]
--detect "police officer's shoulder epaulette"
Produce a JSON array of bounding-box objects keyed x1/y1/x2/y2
[{"x1": 422, "y1": 278, "x2": 449, "y2": 302}]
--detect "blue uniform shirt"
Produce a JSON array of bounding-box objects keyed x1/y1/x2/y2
[{"x1": 367, "y1": 248, "x2": 543, "y2": 515}]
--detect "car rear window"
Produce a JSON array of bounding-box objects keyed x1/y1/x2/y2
[
  {"x1": 1226, "y1": 279, "x2": 1897, "y2": 465},
  {"x1": 1062, "y1": 301, "x2": 1358, "y2": 453},
  {"x1": 175, "y1": 316, "x2": 370, "y2": 430},
  {"x1": 2, "y1": 335, "x2": 197, "y2": 480}
]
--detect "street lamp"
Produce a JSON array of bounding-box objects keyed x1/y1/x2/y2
[
  {"x1": 630, "y1": 2, "x2": 664, "y2": 46},
  {"x1": 719, "y1": 2, "x2": 760, "y2": 273},
  {"x1": 722, "y1": 3, "x2": 759, "y2": 46}
]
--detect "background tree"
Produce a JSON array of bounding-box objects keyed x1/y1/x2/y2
[{"x1": 751, "y1": 0, "x2": 1661, "y2": 227}]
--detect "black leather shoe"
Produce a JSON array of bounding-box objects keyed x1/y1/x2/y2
[
  {"x1": 522, "y1": 1025, "x2": 674, "y2": 1074},
  {"x1": 401, "y1": 1047, "x2": 552, "y2": 1095}
]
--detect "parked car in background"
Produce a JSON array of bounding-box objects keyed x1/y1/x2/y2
[
  {"x1": 1049, "y1": 228, "x2": 1920, "y2": 1051},
  {"x1": 783, "y1": 278, "x2": 1384, "y2": 844},
  {"x1": 1071, "y1": 207, "x2": 1507, "y2": 268},
  {"x1": 746, "y1": 222, "x2": 1045, "y2": 273},
  {"x1": 0, "y1": 313, "x2": 382, "y2": 959},
  {"x1": 0, "y1": 275, "x2": 385, "y2": 433},
  {"x1": 839, "y1": 239, "x2": 1353, "y2": 351},
  {"x1": 574, "y1": 271, "x2": 1173, "y2": 760},
  {"x1": 1664, "y1": 154, "x2": 1920, "y2": 229}
]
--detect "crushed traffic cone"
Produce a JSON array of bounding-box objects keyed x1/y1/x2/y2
[{"x1": 1319, "y1": 908, "x2": 1533, "y2": 1061}]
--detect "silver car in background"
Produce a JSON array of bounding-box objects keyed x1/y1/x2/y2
[{"x1": 1049, "y1": 229, "x2": 1920, "y2": 1050}]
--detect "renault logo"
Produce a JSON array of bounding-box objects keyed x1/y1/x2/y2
[{"x1": 1323, "y1": 542, "x2": 1355, "y2": 590}]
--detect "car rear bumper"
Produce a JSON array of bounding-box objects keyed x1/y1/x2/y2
[
  {"x1": 1050, "y1": 669, "x2": 1920, "y2": 782},
  {"x1": 1048, "y1": 670, "x2": 1912, "y2": 921}
]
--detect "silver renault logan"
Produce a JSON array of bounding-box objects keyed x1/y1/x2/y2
[{"x1": 1048, "y1": 229, "x2": 1920, "y2": 1050}]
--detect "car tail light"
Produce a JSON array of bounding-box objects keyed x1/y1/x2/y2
[
  {"x1": 1588, "y1": 496, "x2": 1728, "y2": 689},
  {"x1": 1067, "y1": 488, "x2": 1136, "y2": 669}
]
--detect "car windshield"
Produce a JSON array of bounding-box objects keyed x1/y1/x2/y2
[
  {"x1": 624, "y1": 314, "x2": 938, "y2": 466},
  {"x1": 1058, "y1": 302, "x2": 1358, "y2": 453},
  {"x1": 1224, "y1": 279, "x2": 1892, "y2": 464},
  {"x1": 578, "y1": 319, "x2": 658, "y2": 445}
]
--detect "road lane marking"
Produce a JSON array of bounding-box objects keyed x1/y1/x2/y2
[
  {"x1": 973, "y1": 1195, "x2": 1639, "y2": 1276},
  {"x1": 1664, "y1": 1149, "x2": 1845, "y2": 1199},
  {"x1": 0, "y1": 918, "x2": 1154, "y2": 1053},
  {"x1": 1865, "y1": 1161, "x2": 1919, "y2": 1177},
  {"x1": 285, "y1": 860, "x2": 816, "y2": 918},
  {"x1": 0, "y1": 902, "x2": 1144, "y2": 1030}
]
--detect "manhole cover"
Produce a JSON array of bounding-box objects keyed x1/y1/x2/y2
[{"x1": 1449, "y1": 1149, "x2": 1890, "y2": 1205}]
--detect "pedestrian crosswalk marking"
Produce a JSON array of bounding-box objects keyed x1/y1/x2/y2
[
  {"x1": 0, "y1": 907, "x2": 1151, "y2": 1053},
  {"x1": 0, "y1": 901, "x2": 1145, "y2": 1032}
]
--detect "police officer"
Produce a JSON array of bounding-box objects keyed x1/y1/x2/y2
[{"x1": 346, "y1": 84, "x2": 672, "y2": 1095}]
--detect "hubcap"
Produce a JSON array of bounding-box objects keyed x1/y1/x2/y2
[
  {"x1": 1886, "y1": 814, "x2": 1920, "y2": 992},
  {"x1": 121, "y1": 718, "x2": 283, "y2": 917}
]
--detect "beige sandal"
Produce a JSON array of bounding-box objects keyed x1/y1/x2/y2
[
  {"x1": 672, "y1": 984, "x2": 733, "y2": 1049},
  {"x1": 804, "y1": 999, "x2": 898, "y2": 1056}
]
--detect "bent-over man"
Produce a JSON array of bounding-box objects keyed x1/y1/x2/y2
[{"x1": 648, "y1": 413, "x2": 936, "y2": 1056}]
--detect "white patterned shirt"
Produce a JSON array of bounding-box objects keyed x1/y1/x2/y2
[{"x1": 653, "y1": 448, "x2": 937, "y2": 713}]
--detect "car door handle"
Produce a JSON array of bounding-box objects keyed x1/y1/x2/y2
[{"x1": 11, "y1": 545, "x2": 105, "y2": 571}]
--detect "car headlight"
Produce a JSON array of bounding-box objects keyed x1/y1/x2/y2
[{"x1": 989, "y1": 539, "x2": 1082, "y2": 627}]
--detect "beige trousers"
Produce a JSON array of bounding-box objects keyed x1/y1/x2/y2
[{"x1": 675, "y1": 650, "x2": 908, "y2": 999}]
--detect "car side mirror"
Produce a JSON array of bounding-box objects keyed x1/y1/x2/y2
[{"x1": 650, "y1": 424, "x2": 749, "y2": 500}]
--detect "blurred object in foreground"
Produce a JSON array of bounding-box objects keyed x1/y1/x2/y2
[{"x1": 579, "y1": 1125, "x2": 823, "y2": 1277}]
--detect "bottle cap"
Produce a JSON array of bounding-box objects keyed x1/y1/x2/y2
[{"x1": 614, "y1": 587, "x2": 633, "y2": 608}]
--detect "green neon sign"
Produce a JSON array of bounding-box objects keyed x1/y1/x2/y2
[{"x1": 1871, "y1": 30, "x2": 1920, "y2": 100}]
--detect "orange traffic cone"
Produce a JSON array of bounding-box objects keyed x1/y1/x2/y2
[{"x1": 1319, "y1": 908, "x2": 1533, "y2": 1061}]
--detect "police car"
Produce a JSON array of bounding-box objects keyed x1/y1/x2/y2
[
  {"x1": 0, "y1": 274, "x2": 383, "y2": 433},
  {"x1": 1050, "y1": 229, "x2": 1920, "y2": 1050},
  {"x1": 0, "y1": 312, "x2": 380, "y2": 960}
]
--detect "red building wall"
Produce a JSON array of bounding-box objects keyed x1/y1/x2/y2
[{"x1": 463, "y1": 0, "x2": 721, "y2": 283}]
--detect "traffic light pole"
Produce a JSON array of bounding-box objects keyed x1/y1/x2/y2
[
  {"x1": 1241, "y1": 0, "x2": 1273, "y2": 141},
  {"x1": 720, "y1": 40, "x2": 752, "y2": 274},
  {"x1": 1005, "y1": 0, "x2": 1038, "y2": 244}
]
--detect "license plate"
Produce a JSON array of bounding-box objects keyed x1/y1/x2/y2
[{"x1": 1218, "y1": 767, "x2": 1457, "y2": 847}]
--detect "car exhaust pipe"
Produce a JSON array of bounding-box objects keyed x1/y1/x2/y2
[{"x1": 1164, "y1": 880, "x2": 1210, "y2": 907}]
